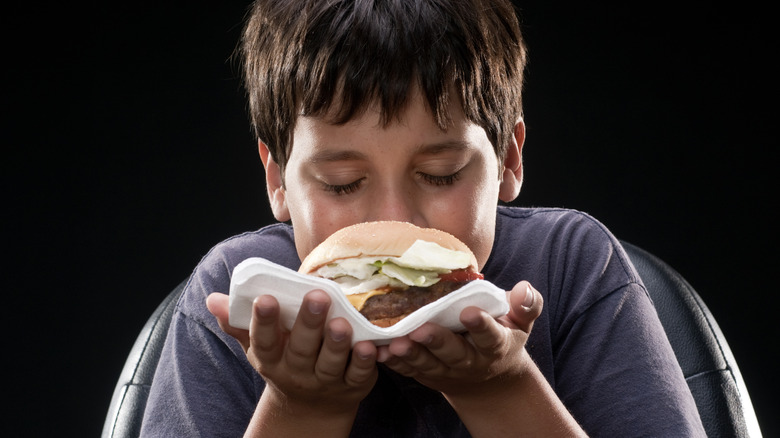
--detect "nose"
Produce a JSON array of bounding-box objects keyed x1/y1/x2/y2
[{"x1": 367, "y1": 183, "x2": 426, "y2": 226}]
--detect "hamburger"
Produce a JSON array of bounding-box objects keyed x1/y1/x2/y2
[{"x1": 298, "y1": 221, "x2": 484, "y2": 327}]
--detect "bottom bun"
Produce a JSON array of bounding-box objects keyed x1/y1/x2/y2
[{"x1": 368, "y1": 315, "x2": 407, "y2": 328}]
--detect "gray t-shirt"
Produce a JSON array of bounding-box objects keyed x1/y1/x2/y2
[{"x1": 141, "y1": 206, "x2": 705, "y2": 436}]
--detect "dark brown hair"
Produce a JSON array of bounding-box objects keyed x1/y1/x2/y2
[{"x1": 240, "y1": 0, "x2": 527, "y2": 174}]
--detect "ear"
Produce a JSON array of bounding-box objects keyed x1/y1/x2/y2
[
  {"x1": 258, "y1": 140, "x2": 291, "y2": 222},
  {"x1": 498, "y1": 119, "x2": 525, "y2": 203}
]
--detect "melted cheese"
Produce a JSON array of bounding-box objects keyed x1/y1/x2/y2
[{"x1": 347, "y1": 289, "x2": 391, "y2": 311}]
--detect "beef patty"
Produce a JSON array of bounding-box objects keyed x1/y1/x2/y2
[{"x1": 359, "y1": 280, "x2": 469, "y2": 324}]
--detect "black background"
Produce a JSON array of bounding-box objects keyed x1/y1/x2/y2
[{"x1": 6, "y1": 1, "x2": 777, "y2": 436}]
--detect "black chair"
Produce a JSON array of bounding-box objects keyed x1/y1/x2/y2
[
  {"x1": 102, "y1": 241, "x2": 762, "y2": 437},
  {"x1": 102, "y1": 280, "x2": 187, "y2": 438},
  {"x1": 620, "y1": 241, "x2": 761, "y2": 437}
]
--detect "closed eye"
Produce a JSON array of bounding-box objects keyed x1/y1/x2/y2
[
  {"x1": 419, "y1": 171, "x2": 462, "y2": 186},
  {"x1": 323, "y1": 178, "x2": 364, "y2": 195}
]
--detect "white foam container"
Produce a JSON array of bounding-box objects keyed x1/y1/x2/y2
[{"x1": 229, "y1": 257, "x2": 509, "y2": 345}]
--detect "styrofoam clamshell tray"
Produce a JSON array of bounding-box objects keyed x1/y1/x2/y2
[{"x1": 229, "y1": 257, "x2": 509, "y2": 345}]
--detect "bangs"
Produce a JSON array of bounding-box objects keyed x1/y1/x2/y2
[{"x1": 297, "y1": 0, "x2": 455, "y2": 129}]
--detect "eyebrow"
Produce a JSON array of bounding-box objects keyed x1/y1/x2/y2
[
  {"x1": 415, "y1": 140, "x2": 471, "y2": 155},
  {"x1": 309, "y1": 149, "x2": 368, "y2": 163},
  {"x1": 308, "y1": 140, "x2": 471, "y2": 164}
]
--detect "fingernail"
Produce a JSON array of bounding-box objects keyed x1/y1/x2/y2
[
  {"x1": 254, "y1": 297, "x2": 274, "y2": 317},
  {"x1": 256, "y1": 305, "x2": 273, "y2": 318},
  {"x1": 523, "y1": 284, "x2": 535, "y2": 308},
  {"x1": 330, "y1": 329, "x2": 346, "y2": 342},
  {"x1": 308, "y1": 299, "x2": 326, "y2": 315}
]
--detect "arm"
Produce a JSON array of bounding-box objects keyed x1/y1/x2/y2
[
  {"x1": 377, "y1": 281, "x2": 587, "y2": 437},
  {"x1": 140, "y1": 284, "x2": 265, "y2": 437},
  {"x1": 552, "y1": 282, "x2": 706, "y2": 436},
  {"x1": 207, "y1": 290, "x2": 378, "y2": 437}
]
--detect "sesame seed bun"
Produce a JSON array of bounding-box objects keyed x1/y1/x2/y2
[{"x1": 298, "y1": 221, "x2": 478, "y2": 274}]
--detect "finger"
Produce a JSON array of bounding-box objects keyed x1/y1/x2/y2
[
  {"x1": 386, "y1": 335, "x2": 445, "y2": 375},
  {"x1": 315, "y1": 318, "x2": 353, "y2": 383},
  {"x1": 284, "y1": 290, "x2": 330, "y2": 372},
  {"x1": 375, "y1": 344, "x2": 393, "y2": 363},
  {"x1": 344, "y1": 341, "x2": 378, "y2": 387},
  {"x1": 249, "y1": 295, "x2": 284, "y2": 364},
  {"x1": 387, "y1": 335, "x2": 416, "y2": 358},
  {"x1": 506, "y1": 282, "x2": 543, "y2": 333},
  {"x1": 407, "y1": 323, "x2": 472, "y2": 368},
  {"x1": 460, "y1": 306, "x2": 506, "y2": 356},
  {"x1": 206, "y1": 293, "x2": 250, "y2": 350},
  {"x1": 380, "y1": 355, "x2": 417, "y2": 377},
  {"x1": 376, "y1": 338, "x2": 418, "y2": 376}
]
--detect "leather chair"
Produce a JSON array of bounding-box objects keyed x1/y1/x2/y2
[
  {"x1": 102, "y1": 241, "x2": 762, "y2": 437},
  {"x1": 620, "y1": 241, "x2": 761, "y2": 437}
]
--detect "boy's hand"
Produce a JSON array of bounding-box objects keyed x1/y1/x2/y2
[
  {"x1": 376, "y1": 281, "x2": 585, "y2": 436},
  {"x1": 375, "y1": 280, "x2": 542, "y2": 398},
  {"x1": 206, "y1": 291, "x2": 378, "y2": 431}
]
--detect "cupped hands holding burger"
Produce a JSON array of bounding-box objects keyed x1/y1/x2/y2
[{"x1": 208, "y1": 279, "x2": 555, "y2": 436}]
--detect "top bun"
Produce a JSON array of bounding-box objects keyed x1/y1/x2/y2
[{"x1": 299, "y1": 221, "x2": 478, "y2": 274}]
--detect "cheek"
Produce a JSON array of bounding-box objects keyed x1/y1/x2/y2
[
  {"x1": 285, "y1": 184, "x2": 362, "y2": 261},
  {"x1": 462, "y1": 184, "x2": 500, "y2": 269},
  {"x1": 282, "y1": 182, "x2": 322, "y2": 260},
  {"x1": 426, "y1": 178, "x2": 500, "y2": 269}
]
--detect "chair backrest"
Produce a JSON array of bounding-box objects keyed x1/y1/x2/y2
[
  {"x1": 102, "y1": 242, "x2": 762, "y2": 437},
  {"x1": 620, "y1": 241, "x2": 761, "y2": 437},
  {"x1": 101, "y1": 280, "x2": 186, "y2": 438}
]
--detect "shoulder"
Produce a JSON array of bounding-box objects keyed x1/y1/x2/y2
[
  {"x1": 492, "y1": 206, "x2": 631, "y2": 266},
  {"x1": 495, "y1": 206, "x2": 616, "y2": 240},
  {"x1": 199, "y1": 222, "x2": 299, "y2": 273},
  {"x1": 176, "y1": 223, "x2": 298, "y2": 325},
  {"x1": 488, "y1": 206, "x2": 642, "y2": 298}
]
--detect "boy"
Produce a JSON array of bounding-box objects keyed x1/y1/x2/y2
[{"x1": 141, "y1": 0, "x2": 706, "y2": 436}]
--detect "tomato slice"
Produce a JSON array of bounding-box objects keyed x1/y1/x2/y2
[{"x1": 438, "y1": 270, "x2": 484, "y2": 282}]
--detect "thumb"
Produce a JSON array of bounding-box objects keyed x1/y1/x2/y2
[
  {"x1": 206, "y1": 292, "x2": 250, "y2": 350},
  {"x1": 506, "y1": 281, "x2": 543, "y2": 333}
]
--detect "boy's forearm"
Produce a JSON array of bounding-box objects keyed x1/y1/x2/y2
[
  {"x1": 244, "y1": 387, "x2": 358, "y2": 438},
  {"x1": 444, "y1": 350, "x2": 587, "y2": 438}
]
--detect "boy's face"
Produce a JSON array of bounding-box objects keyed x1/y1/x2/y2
[{"x1": 261, "y1": 90, "x2": 524, "y2": 270}]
